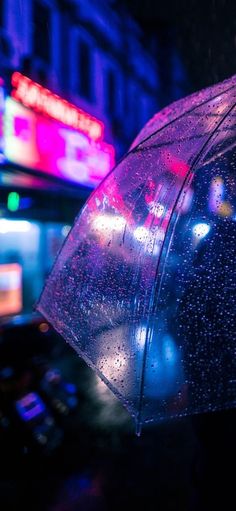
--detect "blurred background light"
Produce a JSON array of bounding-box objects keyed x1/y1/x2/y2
[
  {"x1": 192, "y1": 222, "x2": 211, "y2": 239},
  {"x1": 93, "y1": 214, "x2": 126, "y2": 233},
  {"x1": 7, "y1": 191, "x2": 20, "y2": 212},
  {"x1": 0, "y1": 219, "x2": 32, "y2": 233}
]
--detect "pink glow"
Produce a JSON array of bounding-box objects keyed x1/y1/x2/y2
[
  {"x1": 4, "y1": 98, "x2": 115, "y2": 188},
  {"x1": 0, "y1": 84, "x2": 4, "y2": 159},
  {"x1": 11, "y1": 72, "x2": 104, "y2": 142},
  {"x1": 169, "y1": 158, "x2": 189, "y2": 177},
  {"x1": 161, "y1": 150, "x2": 189, "y2": 178}
]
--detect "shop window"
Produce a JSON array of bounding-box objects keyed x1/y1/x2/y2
[{"x1": 33, "y1": 0, "x2": 51, "y2": 64}]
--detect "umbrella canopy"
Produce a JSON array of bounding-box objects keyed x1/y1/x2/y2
[{"x1": 37, "y1": 76, "x2": 236, "y2": 433}]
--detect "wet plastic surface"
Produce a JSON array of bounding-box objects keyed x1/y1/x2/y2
[{"x1": 38, "y1": 76, "x2": 236, "y2": 431}]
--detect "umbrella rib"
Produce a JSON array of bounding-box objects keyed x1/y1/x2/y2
[
  {"x1": 124, "y1": 125, "x2": 236, "y2": 155},
  {"x1": 129, "y1": 82, "x2": 236, "y2": 154},
  {"x1": 190, "y1": 101, "x2": 236, "y2": 169},
  {"x1": 76, "y1": 81, "x2": 236, "y2": 226},
  {"x1": 136, "y1": 98, "x2": 236, "y2": 432},
  {"x1": 157, "y1": 99, "x2": 236, "y2": 335}
]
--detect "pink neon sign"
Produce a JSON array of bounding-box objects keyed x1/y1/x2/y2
[
  {"x1": 0, "y1": 82, "x2": 4, "y2": 161},
  {"x1": 4, "y1": 98, "x2": 115, "y2": 188},
  {"x1": 11, "y1": 72, "x2": 104, "y2": 141}
]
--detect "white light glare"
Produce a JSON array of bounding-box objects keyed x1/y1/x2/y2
[
  {"x1": 61, "y1": 225, "x2": 71, "y2": 237},
  {"x1": 0, "y1": 219, "x2": 32, "y2": 234},
  {"x1": 133, "y1": 226, "x2": 149, "y2": 242},
  {"x1": 93, "y1": 214, "x2": 126, "y2": 233},
  {"x1": 148, "y1": 201, "x2": 165, "y2": 218},
  {"x1": 192, "y1": 222, "x2": 210, "y2": 239},
  {"x1": 135, "y1": 325, "x2": 147, "y2": 349}
]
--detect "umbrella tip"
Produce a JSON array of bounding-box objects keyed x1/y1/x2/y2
[{"x1": 135, "y1": 420, "x2": 142, "y2": 437}]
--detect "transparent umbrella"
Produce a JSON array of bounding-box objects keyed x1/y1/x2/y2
[{"x1": 37, "y1": 75, "x2": 236, "y2": 434}]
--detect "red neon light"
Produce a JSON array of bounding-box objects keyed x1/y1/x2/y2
[
  {"x1": 11, "y1": 72, "x2": 104, "y2": 142},
  {"x1": 4, "y1": 97, "x2": 115, "y2": 188}
]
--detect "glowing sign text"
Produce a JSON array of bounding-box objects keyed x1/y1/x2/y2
[
  {"x1": 4, "y1": 98, "x2": 114, "y2": 188},
  {"x1": 0, "y1": 81, "x2": 4, "y2": 161},
  {"x1": 11, "y1": 72, "x2": 104, "y2": 141}
]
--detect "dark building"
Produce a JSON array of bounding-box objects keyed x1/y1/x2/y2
[{"x1": 0, "y1": 0, "x2": 187, "y2": 158}]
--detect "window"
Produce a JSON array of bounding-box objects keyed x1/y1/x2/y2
[
  {"x1": 78, "y1": 39, "x2": 93, "y2": 102},
  {"x1": 0, "y1": 1, "x2": 4, "y2": 28},
  {"x1": 106, "y1": 69, "x2": 116, "y2": 117},
  {"x1": 33, "y1": 1, "x2": 51, "y2": 64}
]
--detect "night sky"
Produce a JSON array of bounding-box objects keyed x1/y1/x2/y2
[{"x1": 124, "y1": 0, "x2": 236, "y2": 93}]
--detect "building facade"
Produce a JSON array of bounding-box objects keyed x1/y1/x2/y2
[
  {"x1": 0, "y1": 0, "x2": 188, "y2": 160},
  {"x1": 0, "y1": 0, "x2": 188, "y2": 321}
]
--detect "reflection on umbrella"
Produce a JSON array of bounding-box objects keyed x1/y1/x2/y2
[{"x1": 37, "y1": 75, "x2": 236, "y2": 434}]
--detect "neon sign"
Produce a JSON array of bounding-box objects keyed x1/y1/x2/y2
[
  {"x1": 0, "y1": 80, "x2": 5, "y2": 161},
  {"x1": 0, "y1": 263, "x2": 22, "y2": 317},
  {"x1": 11, "y1": 72, "x2": 104, "y2": 141},
  {"x1": 4, "y1": 98, "x2": 115, "y2": 188}
]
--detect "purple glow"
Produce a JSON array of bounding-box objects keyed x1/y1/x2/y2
[
  {"x1": 0, "y1": 82, "x2": 5, "y2": 161},
  {"x1": 11, "y1": 72, "x2": 104, "y2": 141},
  {"x1": 4, "y1": 98, "x2": 115, "y2": 188},
  {"x1": 16, "y1": 392, "x2": 46, "y2": 421}
]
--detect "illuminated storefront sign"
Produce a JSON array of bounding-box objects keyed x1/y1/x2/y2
[
  {"x1": 11, "y1": 72, "x2": 103, "y2": 141},
  {"x1": 0, "y1": 263, "x2": 22, "y2": 317},
  {"x1": 0, "y1": 78, "x2": 4, "y2": 162},
  {"x1": 4, "y1": 97, "x2": 115, "y2": 188}
]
